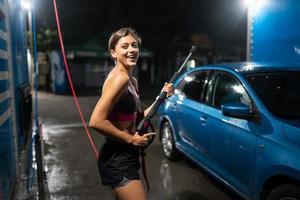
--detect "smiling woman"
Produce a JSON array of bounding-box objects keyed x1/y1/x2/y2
[
  {"x1": 109, "y1": 31, "x2": 140, "y2": 68},
  {"x1": 88, "y1": 27, "x2": 174, "y2": 200}
]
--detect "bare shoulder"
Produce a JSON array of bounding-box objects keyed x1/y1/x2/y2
[{"x1": 103, "y1": 71, "x2": 130, "y2": 93}]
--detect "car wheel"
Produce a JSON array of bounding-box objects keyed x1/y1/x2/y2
[
  {"x1": 266, "y1": 184, "x2": 300, "y2": 200},
  {"x1": 160, "y1": 121, "x2": 180, "y2": 161}
]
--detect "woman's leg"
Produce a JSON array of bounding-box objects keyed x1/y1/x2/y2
[{"x1": 114, "y1": 180, "x2": 147, "y2": 200}]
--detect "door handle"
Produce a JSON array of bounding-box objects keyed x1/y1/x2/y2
[
  {"x1": 171, "y1": 103, "x2": 177, "y2": 109},
  {"x1": 199, "y1": 116, "x2": 207, "y2": 123}
]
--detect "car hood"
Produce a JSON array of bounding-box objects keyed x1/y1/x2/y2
[{"x1": 282, "y1": 119, "x2": 300, "y2": 147}]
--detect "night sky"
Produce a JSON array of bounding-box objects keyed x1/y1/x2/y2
[{"x1": 35, "y1": 0, "x2": 248, "y2": 55}]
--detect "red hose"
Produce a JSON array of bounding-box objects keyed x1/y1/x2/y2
[{"x1": 52, "y1": 0, "x2": 99, "y2": 158}]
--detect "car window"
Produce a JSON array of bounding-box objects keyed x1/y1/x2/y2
[
  {"x1": 209, "y1": 72, "x2": 251, "y2": 109},
  {"x1": 175, "y1": 70, "x2": 210, "y2": 103},
  {"x1": 246, "y1": 71, "x2": 300, "y2": 120}
]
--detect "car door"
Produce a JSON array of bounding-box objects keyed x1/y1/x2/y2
[
  {"x1": 207, "y1": 71, "x2": 258, "y2": 197},
  {"x1": 174, "y1": 70, "x2": 215, "y2": 165}
]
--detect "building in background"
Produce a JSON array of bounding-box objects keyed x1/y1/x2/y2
[{"x1": 47, "y1": 39, "x2": 154, "y2": 94}]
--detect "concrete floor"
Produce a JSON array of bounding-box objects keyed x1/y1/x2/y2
[{"x1": 38, "y1": 91, "x2": 242, "y2": 200}]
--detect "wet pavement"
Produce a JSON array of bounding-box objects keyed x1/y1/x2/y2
[{"x1": 38, "y1": 91, "x2": 242, "y2": 200}]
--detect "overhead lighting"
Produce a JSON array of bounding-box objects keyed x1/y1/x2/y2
[
  {"x1": 243, "y1": 0, "x2": 269, "y2": 16},
  {"x1": 21, "y1": 0, "x2": 32, "y2": 10},
  {"x1": 243, "y1": 0, "x2": 257, "y2": 8}
]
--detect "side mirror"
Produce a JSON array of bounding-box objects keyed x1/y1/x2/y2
[{"x1": 221, "y1": 103, "x2": 256, "y2": 121}]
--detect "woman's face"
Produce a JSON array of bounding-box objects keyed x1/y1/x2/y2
[{"x1": 111, "y1": 35, "x2": 139, "y2": 68}]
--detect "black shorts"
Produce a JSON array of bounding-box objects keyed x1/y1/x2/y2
[{"x1": 98, "y1": 139, "x2": 140, "y2": 188}]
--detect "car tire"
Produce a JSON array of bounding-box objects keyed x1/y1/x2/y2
[
  {"x1": 266, "y1": 184, "x2": 300, "y2": 200},
  {"x1": 160, "y1": 121, "x2": 180, "y2": 161}
]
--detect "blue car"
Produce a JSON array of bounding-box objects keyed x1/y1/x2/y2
[{"x1": 157, "y1": 62, "x2": 300, "y2": 200}]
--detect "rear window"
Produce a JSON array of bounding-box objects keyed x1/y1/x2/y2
[{"x1": 246, "y1": 71, "x2": 300, "y2": 120}]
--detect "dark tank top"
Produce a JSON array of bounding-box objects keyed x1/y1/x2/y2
[{"x1": 108, "y1": 80, "x2": 140, "y2": 121}]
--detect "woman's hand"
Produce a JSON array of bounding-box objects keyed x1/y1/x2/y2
[
  {"x1": 130, "y1": 132, "x2": 156, "y2": 146},
  {"x1": 144, "y1": 82, "x2": 174, "y2": 117},
  {"x1": 161, "y1": 82, "x2": 174, "y2": 97}
]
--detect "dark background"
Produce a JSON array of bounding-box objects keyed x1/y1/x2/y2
[{"x1": 35, "y1": 0, "x2": 248, "y2": 56}]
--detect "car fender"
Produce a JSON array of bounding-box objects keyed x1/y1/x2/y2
[
  {"x1": 254, "y1": 165, "x2": 300, "y2": 200},
  {"x1": 158, "y1": 114, "x2": 180, "y2": 143}
]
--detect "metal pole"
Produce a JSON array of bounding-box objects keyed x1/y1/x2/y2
[
  {"x1": 246, "y1": 7, "x2": 252, "y2": 61},
  {"x1": 31, "y1": 7, "x2": 48, "y2": 200},
  {"x1": 27, "y1": 10, "x2": 35, "y2": 89}
]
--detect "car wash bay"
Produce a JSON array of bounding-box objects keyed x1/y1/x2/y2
[{"x1": 38, "y1": 91, "x2": 242, "y2": 200}]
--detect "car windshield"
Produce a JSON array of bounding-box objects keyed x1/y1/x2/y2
[{"x1": 246, "y1": 71, "x2": 300, "y2": 120}]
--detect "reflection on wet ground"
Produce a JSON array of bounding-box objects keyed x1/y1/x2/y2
[
  {"x1": 160, "y1": 159, "x2": 172, "y2": 189},
  {"x1": 42, "y1": 120, "x2": 109, "y2": 200}
]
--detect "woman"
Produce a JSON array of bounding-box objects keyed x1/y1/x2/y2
[{"x1": 89, "y1": 27, "x2": 174, "y2": 200}]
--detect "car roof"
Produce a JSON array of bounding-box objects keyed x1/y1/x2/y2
[{"x1": 194, "y1": 62, "x2": 300, "y2": 74}]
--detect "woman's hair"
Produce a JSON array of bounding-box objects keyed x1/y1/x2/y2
[{"x1": 108, "y1": 27, "x2": 142, "y2": 52}]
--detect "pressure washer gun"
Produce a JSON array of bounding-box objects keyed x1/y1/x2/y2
[
  {"x1": 137, "y1": 45, "x2": 197, "y2": 148},
  {"x1": 136, "y1": 46, "x2": 197, "y2": 191}
]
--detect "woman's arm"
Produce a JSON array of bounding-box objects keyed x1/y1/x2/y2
[
  {"x1": 130, "y1": 78, "x2": 174, "y2": 117},
  {"x1": 143, "y1": 83, "x2": 174, "y2": 116}
]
